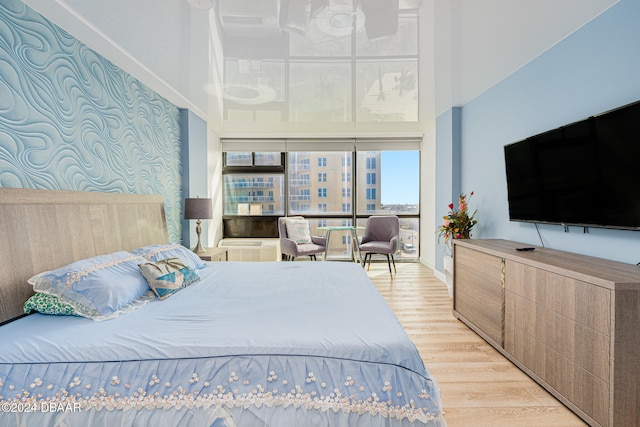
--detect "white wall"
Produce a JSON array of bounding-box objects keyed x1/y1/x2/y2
[{"x1": 420, "y1": 127, "x2": 437, "y2": 270}]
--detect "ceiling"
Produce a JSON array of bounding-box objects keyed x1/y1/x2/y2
[{"x1": 22, "y1": 0, "x2": 619, "y2": 132}]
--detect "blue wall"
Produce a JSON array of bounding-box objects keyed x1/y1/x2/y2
[
  {"x1": 434, "y1": 107, "x2": 461, "y2": 271},
  {"x1": 450, "y1": 0, "x2": 640, "y2": 264},
  {"x1": 180, "y1": 109, "x2": 209, "y2": 248},
  {"x1": 0, "y1": 0, "x2": 183, "y2": 242}
]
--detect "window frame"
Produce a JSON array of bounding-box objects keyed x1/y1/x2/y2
[
  {"x1": 223, "y1": 152, "x2": 286, "y2": 174},
  {"x1": 221, "y1": 140, "x2": 421, "y2": 260}
]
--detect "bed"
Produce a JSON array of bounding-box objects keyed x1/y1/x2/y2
[{"x1": 0, "y1": 188, "x2": 446, "y2": 426}]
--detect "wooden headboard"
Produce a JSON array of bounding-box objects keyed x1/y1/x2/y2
[{"x1": 0, "y1": 188, "x2": 169, "y2": 324}]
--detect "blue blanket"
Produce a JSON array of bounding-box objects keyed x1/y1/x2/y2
[{"x1": 0, "y1": 261, "x2": 445, "y2": 426}]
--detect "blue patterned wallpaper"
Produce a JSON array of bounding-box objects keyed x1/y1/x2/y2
[{"x1": 0, "y1": 0, "x2": 182, "y2": 242}]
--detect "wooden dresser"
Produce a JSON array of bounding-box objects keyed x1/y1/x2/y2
[{"x1": 452, "y1": 239, "x2": 640, "y2": 427}]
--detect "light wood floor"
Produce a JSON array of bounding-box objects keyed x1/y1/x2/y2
[{"x1": 365, "y1": 262, "x2": 587, "y2": 427}]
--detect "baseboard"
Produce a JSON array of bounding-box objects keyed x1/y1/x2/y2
[
  {"x1": 432, "y1": 268, "x2": 446, "y2": 284},
  {"x1": 419, "y1": 257, "x2": 446, "y2": 284}
]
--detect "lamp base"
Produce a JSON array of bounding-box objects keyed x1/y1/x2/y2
[
  {"x1": 192, "y1": 219, "x2": 207, "y2": 255},
  {"x1": 192, "y1": 242, "x2": 207, "y2": 255}
]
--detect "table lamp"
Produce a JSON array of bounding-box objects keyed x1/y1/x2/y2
[{"x1": 184, "y1": 197, "x2": 212, "y2": 254}]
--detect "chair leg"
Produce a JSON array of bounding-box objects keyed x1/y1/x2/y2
[
  {"x1": 367, "y1": 253, "x2": 372, "y2": 271},
  {"x1": 311, "y1": 254, "x2": 316, "y2": 261},
  {"x1": 386, "y1": 254, "x2": 393, "y2": 278},
  {"x1": 391, "y1": 254, "x2": 396, "y2": 273}
]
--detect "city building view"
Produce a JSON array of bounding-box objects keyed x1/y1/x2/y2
[{"x1": 223, "y1": 149, "x2": 419, "y2": 260}]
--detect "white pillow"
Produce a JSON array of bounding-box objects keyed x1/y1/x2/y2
[{"x1": 285, "y1": 218, "x2": 312, "y2": 244}]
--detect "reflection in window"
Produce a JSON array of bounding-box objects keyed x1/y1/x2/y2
[
  {"x1": 289, "y1": 63, "x2": 351, "y2": 123},
  {"x1": 356, "y1": 61, "x2": 418, "y2": 122},
  {"x1": 223, "y1": 60, "x2": 285, "y2": 122},
  {"x1": 221, "y1": 6, "x2": 419, "y2": 125},
  {"x1": 288, "y1": 8, "x2": 352, "y2": 57},
  {"x1": 355, "y1": 15, "x2": 418, "y2": 57}
]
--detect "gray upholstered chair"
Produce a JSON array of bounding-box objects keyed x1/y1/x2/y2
[
  {"x1": 278, "y1": 217, "x2": 327, "y2": 261},
  {"x1": 359, "y1": 215, "x2": 399, "y2": 278}
]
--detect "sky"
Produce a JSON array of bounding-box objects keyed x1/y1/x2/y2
[{"x1": 380, "y1": 151, "x2": 419, "y2": 205}]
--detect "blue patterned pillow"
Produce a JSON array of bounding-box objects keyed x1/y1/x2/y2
[
  {"x1": 28, "y1": 251, "x2": 151, "y2": 320},
  {"x1": 24, "y1": 292, "x2": 79, "y2": 316},
  {"x1": 139, "y1": 258, "x2": 201, "y2": 300},
  {"x1": 131, "y1": 243, "x2": 206, "y2": 270}
]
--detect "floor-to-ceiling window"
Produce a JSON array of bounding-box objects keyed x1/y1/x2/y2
[{"x1": 222, "y1": 138, "x2": 420, "y2": 260}]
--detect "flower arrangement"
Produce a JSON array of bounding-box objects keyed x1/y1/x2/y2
[{"x1": 438, "y1": 192, "x2": 478, "y2": 244}]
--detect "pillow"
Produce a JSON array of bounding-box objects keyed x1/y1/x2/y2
[
  {"x1": 28, "y1": 251, "x2": 151, "y2": 320},
  {"x1": 24, "y1": 292, "x2": 79, "y2": 317},
  {"x1": 139, "y1": 257, "x2": 201, "y2": 300},
  {"x1": 285, "y1": 218, "x2": 312, "y2": 244},
  {"x1": 131, "y1": 243, "x2": 206, "y2": 270}
]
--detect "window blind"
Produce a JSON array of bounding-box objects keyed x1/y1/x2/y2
[{"x1": 221, "y1": 137, "x2": 422, "y2": 152}]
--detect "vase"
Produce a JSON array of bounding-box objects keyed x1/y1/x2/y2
[{"x1": 443, "y1": 255, "x2": 454, "y2": 298}]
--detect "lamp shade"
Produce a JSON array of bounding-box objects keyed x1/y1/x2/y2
[{"x1": 184, "y1": 198, "x2": 213, "y2": 220}]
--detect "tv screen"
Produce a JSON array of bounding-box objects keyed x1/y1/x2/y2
[{"x1": 504, "y1": 100, "x2": 640, "y2": 230}]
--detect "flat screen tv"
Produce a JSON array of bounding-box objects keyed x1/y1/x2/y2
[{"x1": 504, "y1": 100, "x2": 640, "y2": 231}]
